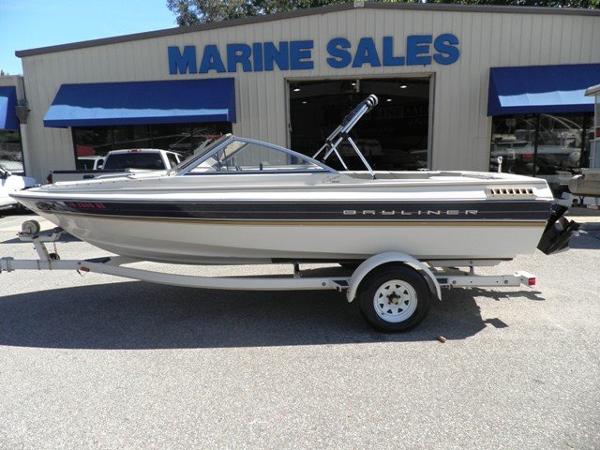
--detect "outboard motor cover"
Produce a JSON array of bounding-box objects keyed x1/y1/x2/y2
[{"x1": 537, "y1": 205, "x2": 579, "y2": 255}]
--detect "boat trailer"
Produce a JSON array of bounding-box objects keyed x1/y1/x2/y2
[{"x1": 0, "y1": 220, "x2": 538, "y2": 332}]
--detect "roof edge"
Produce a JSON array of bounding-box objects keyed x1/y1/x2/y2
[{"x1": 15, "y1": 1, "x2": 600, "y2": 58}]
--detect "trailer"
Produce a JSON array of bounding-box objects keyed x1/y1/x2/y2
[{"x1": 0, "y1": 220, "x2": 537, "y2": 332}]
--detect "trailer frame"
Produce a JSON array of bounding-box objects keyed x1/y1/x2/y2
[{"x1": 0, "y1": 221, "x2": 538, "y2": 331}]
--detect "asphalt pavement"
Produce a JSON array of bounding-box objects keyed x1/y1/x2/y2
[{"x1": 0, "y1": 211, "x2": 599, "y2": 449}]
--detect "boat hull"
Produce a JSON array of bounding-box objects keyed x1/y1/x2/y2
[
  {"x1": 29, "y1": 208, "x2": 546, "y2": 264},
  {"x1": 11, "y1": 170, "x2": 557, "y2": 265}
]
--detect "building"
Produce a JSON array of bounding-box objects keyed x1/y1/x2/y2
[{"x1": 2, "y1": 2, "x2": 600, "y2": 191}]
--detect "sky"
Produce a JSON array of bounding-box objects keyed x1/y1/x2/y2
[{"x1": 0, "y1": 0, "x2": 177, "y2": 75}]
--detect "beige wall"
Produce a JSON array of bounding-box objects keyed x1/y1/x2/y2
[
  {"x1": 19, "y1": 8, "x2": 600, "y2": 181},
  {"x1": 0, "y1": 75, "x2": 25, "y2": 99}
]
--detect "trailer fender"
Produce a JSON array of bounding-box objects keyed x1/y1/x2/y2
[{"x1": 346, "y1": 252, "x2": 442, "y2": 303}]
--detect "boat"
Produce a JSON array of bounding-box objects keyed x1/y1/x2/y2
[
  {"x1": 10, "y1": 95, "x2": 577, "y2": 266},
  {"x1": 568, "y1": 169, "x2": 600, "y2": 198}
]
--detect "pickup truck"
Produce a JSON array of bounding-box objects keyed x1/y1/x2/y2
[
  {"x1": 0, "y1": 165, "x2": 37, "y2": 211},
  {"x1": 50, "y1": 149, "x2": 182, "y2": 183},
  {"x1": 76, "y1": 155, "x2": 105, "y2": 171}
]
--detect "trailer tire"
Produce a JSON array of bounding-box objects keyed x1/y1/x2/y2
[
  {"x1": 21, "y1": 220, "x2": 40, "y2": 236},
  {"x1": 357, "y1": 265, "x2": 431, "y2": 332}
]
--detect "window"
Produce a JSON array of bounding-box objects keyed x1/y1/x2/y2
[
  {"x1": 187, "y1": 140, "x2": 327, "y2": 174},
  {"x1": 490, "y1": 113, "x2": 592, "y2": 194},
  {"x1": 72, "y1": 122, "x2": 232, "y2": 170},
  {"x1": 76, "y1": 157, "x2": 104, "y2": 171},
  {"x1": 592, "y1": 94, "x2": 600, "y2": 167},
  {"x1": 0, "y1": 129, "x2": 24, "y2": 174},
  {"x1": 166, "y1": 153, "x2": 180, "y2": 168},
  {"x1": 536, "y1": 114, "x2": 584, "y2": 177},
  {"x1": 103, "y1": 153, "x2": 164, "y2": 171},
  {"x1": 490, "y1": 116, "x2": 537, "y2": 175}
]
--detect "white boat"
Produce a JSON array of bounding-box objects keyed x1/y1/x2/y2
[{"x1": 11, "y1": 95, "x2": 576, "y2": 266}]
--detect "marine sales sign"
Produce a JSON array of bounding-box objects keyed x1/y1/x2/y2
[{"x1": 168, "y1": 34, "x2": 460, "y2": 74}]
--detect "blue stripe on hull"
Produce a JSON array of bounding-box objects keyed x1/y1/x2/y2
[{"x1": 32, "y1": 199, "x2": 553, "y2": 222}]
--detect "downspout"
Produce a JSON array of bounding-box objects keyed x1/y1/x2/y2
[{"x1": 15, "y1": 102, "x2": 31, "y2": 178}]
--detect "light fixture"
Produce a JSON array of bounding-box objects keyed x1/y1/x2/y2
[
  {"x1": 301, "y1": 100, "x2": 308, "y2": 104},
  {"x1": 293, "y1": 87, "x2": 301, "y2": 92},
  {"x1": 400, "y1": 84, "x2": 408, "y2": 89},
  {"x1": 386, "y1": 98, "x2": 392, "y2": 102},
  {"x1": 351, "y1": 82, "x2": 356, "y2": 86}
]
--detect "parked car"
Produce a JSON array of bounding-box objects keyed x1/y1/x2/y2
[
  {"x1": 0, "y1": 165, "x2": 37, "y2": 210},
  {"x1": 50, "y1": 149, "x2": 183, "y2": 183}
]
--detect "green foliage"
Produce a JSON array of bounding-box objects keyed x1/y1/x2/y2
[
  {"x1": 167, "y1": 0, "x2": 599, "y2": 25},
  {"x1": 167, "y1": 0, "x2": 347, "y2": 25}
]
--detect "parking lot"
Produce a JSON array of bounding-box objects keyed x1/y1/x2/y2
[{"x1": 0, "y1": 211, "x2": 599, "y2": 449}]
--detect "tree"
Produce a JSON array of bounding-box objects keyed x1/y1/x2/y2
[
  {"x1": 0, "y1": 69, "x2": 9, "y2": 76},
  {"x1": 167, "y1": 0, "x2": 598, "y2": 25},
  {"x1": 167, "y1": 0, "x2": 346, "y2": 25}
]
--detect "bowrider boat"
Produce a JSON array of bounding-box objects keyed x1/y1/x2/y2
[{"x1": 11, "y1": 95, "x2": 577, "y2": 266}]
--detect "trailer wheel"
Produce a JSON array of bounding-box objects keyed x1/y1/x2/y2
[
  {"x1": 21, "y1": 220, "x2": 41, "y2": 236},
  {"x1": 357, "y1": 265, "x2": 431, "y2": 332}
]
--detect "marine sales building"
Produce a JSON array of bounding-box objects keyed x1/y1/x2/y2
[{"x1": 2, "y1": 2, "x2": 600, "y2": 192}]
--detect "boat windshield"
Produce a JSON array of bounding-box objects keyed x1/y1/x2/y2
[
  {"x1": 173, "y1": 134, "x2": 232, "y2": 173},
  {"x1": 177, "y1": 137, "x2": 334, "y2": 174}
]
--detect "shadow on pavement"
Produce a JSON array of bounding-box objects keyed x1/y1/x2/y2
[
  {"x1": 1, "y1": 232, "x2": 80, "y2": 244},
  {"x1": 0, "y1": 208, "x2": 34, "y2": 220},
  {"x1": 468, "y1": 287, "x2": 545, "y2": 302},
  {"x1": 0, "y1": 281, "x2": 541, "y2": 349},
  {"x1": 568, "y1": 223, "x2": 600, "y2": 250}
]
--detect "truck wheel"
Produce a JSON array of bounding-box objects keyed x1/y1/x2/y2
[{"x1": 357, "y1": 265, "x2": 431, "y2": 332}]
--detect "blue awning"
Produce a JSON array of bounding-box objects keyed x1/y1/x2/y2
[
  {"x1": 0, "y1": 86, "x2": 18, "y2": 131},
  {"x1": 44, "y1": 78, "x2": 236, "y2": 128},
  {"x1": 488, "y1": 64, "x2": 600, "y2": 116}
]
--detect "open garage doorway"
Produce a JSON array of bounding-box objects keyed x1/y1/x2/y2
[{"x1": 289, "y1": 78, "x2": 430, "y2": 171}]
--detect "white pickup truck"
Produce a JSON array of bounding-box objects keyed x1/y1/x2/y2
[
  {"x1": 0, "y1": 166, "x2": 37, "y2": 211},
  {"x1": 50, "y1": 149, "x2": 183, "y2": 183},
  {"x1": 77, "y1": 155, "x2": 106, "y2": 171}
]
